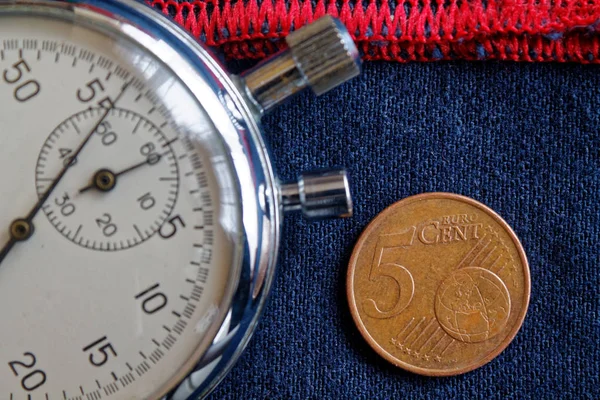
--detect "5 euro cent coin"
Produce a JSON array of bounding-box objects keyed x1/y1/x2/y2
[{"x1": 347, "y1": 193, "x2": 530, "y2": 376}]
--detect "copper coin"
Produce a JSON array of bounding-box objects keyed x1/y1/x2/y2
[{"x1": 347, "y1": 193, "x2": 530, "y2": 376}]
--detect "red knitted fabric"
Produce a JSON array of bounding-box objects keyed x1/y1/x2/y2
[{"x1": 149, "y1": 0, "x2": 600, "y2": 63}]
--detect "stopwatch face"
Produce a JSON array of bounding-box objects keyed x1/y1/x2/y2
[{"x1": 0, "y1": 6, "x2": 243, "y2": 400}]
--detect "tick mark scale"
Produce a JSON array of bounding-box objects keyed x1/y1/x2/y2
[{"x1": 0, "y1": 2, "x2": 359, "y2": 399}]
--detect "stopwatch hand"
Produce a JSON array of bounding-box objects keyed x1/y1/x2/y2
[
  {"x1": 78, "y1": 151, "x2": 167, "y2": 194},
  {"x1": 0, "y1": 81, "x2": 130, "y2": 263}
]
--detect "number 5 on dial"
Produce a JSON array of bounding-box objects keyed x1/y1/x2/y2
[{"x1": 363, "y1": 227, "x2": 416, "y2": 319}]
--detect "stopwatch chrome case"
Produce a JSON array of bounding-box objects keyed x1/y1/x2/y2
[{"x1": 0, "y1": 1, "x2": 360, "y2": 399}]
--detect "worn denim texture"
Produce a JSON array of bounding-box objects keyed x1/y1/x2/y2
[{"x1": 209, "y1": 61, "x2": 600, "y2": 399}]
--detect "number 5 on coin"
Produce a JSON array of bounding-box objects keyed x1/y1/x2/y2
[{"x1": 363, "y1": 227, "x2": 416, "y2": 319}]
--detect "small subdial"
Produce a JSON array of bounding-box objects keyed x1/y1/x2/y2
[{"x1": 35, "y1": 108, "x2": 180, "y2": 251}]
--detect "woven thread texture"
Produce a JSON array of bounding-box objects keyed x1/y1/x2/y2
[
  {"x1": 150, "y1": 0, "x2": 600, "y2": 62},
  {"x1": 149, "y1": 0, "x2": 600, "y2": 397},
  {"x1": 205, "y1": 61, "x2": 600, "y2": 399}
]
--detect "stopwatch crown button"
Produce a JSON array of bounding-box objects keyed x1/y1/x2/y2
[
  {"x1": 286, "y1": 15, "x2": 361, "y2": 96},
  {"x1": 240, "y1": 15, "x2": 360, "y2": 113},
  {"x1": 281, "y1": 170, "x2": 353, "y2": 220}
]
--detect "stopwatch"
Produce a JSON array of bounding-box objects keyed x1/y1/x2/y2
[{"x1": 0, "y1": 1, "x2": 360, "y2": 399}]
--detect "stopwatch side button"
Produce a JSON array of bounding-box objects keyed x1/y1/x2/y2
[
  {"x1": 285, "y1": 15, "x2": 361, "y2": 96},
  {"x1": 240, "y1": 15, "x2": 361, "y2": 113},
  {"x1": 280, "y1": 170, "x2": 353, "y2": 219}
]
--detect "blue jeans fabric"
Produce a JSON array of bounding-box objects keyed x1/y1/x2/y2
[{"x1": 210, "y1": 61, "x2": 600, "y2": 399}]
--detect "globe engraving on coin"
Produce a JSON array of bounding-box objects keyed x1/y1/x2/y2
[
  {"x1": 347, "y1": 193, "x2": 530, "y2": 376},
  {"x1": 435, "y1": 267, "x2": 510, "y2": 343}
]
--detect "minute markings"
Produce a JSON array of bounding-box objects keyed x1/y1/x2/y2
[
  {"x1": 3, "y1": 38, "x2": 216, "y2": 399},
  {"x1": 35, "y1": 108, "x2": 180, "y2": 251}
]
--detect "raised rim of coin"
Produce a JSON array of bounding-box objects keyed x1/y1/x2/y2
[{"x1": 347, "y1": 192, "x2": 531, "y2": 376}]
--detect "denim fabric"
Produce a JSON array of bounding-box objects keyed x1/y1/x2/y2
[{"x1": 209, "y1": 61, "x2": 600, "y2": 399}]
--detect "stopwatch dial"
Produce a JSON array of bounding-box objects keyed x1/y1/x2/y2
[
  {"x1": 0, "y1": 10, "x2": 240, "y2": 400},
  {"x1": 35, "y1": 108, "x2": 179, "y2": 251}
]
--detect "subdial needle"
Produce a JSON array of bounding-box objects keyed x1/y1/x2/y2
[
  {"x1": 79, "y1": 151, "x2": 167, "y2": 194},
  {"x1": 0, "y1": 81, "x2": 131, "y2": 264}
]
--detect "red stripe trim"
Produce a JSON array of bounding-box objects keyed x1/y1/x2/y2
[{"x1": 149, "y1": 0, "x2": 600, "y2": 62}]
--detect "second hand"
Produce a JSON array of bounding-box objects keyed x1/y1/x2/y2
[
  {"x1": 0, "y1": 81, "x2": 132, "y2": 264},
  {"x1": 78, "y1": 151, "x2": 167, "y2": 194}
]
